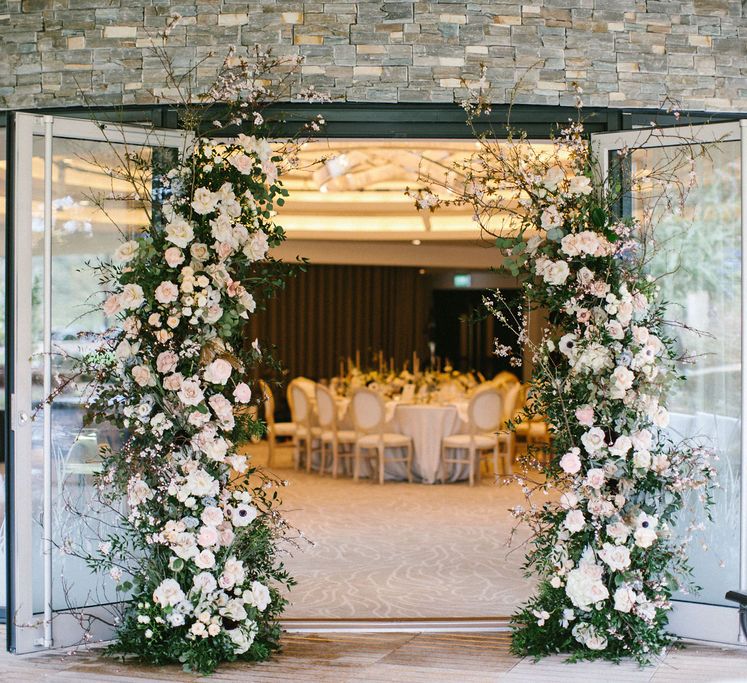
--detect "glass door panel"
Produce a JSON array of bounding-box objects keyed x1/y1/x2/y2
[
  {"x1": 593, "y1": 121, "x2": 745, "y2": 644},
  {"x1": 9, "y1": 114, "x2": 187, "y2": 653},
  {"x1": 0, "y1": 124, "x2": 7, "y2": 621}
]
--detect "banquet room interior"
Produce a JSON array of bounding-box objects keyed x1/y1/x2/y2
[
  {"x1": 0, "y1": 135, "x2": 552, "y2": 624},
  {"x1": 239, "y1": 138, "x2": 547, "y2": 620}
]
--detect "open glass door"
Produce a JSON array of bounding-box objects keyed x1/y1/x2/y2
[
  {"x1": 8, "y1": 113, "x2": 187, "y2": 653},
  {"x1": 593, "y1": 121, "x2": 746, "y2": 645}
]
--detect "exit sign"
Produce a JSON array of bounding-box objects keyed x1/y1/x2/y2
[{"x1": 453, "y1": 273, "x2": 472, "y2": 288}]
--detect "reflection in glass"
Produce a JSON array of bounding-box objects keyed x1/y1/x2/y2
[
  {"x1": 634, "y1": 141, "x2": 741, "y2": 606},
  {"x1": 29, "y1": 137, "x2": 151, "y2": 612}
]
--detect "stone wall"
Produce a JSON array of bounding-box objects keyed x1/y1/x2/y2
[{"x1": 1, "y1": 1, "x2": 746, "y2": 112}]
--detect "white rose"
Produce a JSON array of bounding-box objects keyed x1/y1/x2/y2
[
  {"x1": 222, "y1": 558, "x2": 246, "y2": 587},
  {"x1": 152, "y1": 578, "x2": 185, "y2": 607},
  {"x1": 606, "y1": 521, "x2": 631, "y2": 543},
  {"x1": 613, "y1": 586, "x2": 636, "y2": 613},
  {"x1": 165, "y1": 215, "x2": 194, "y2": 248},
  {"x1": 184, "y1": 468, "x2": 218, "y2": 497},
  {"x1": 565, "y1": 563, "x2": 609, "y2": 610},
  {"x1": 229, "y1": 152, "x2": 254, "y2": 174},
  {"x1": 196, "y1": 525, "x2": 220, "y2": 548},
  {"x1": 652, "y1": 406, "x2": 670, "y2": 428},
  {"x1": 128, "y1": 476, "x2": 153, "y2": 507},
  {"x1": 633, "y1": 450, "x2": 651, "y2": 470},
  {"x1": 192, "y1": 571, "x2": 217, "y2": 594},
  {"x1": 201, "y1": 506, "x2": 224, "y2": 527},
  {"x1": 178, "y1": 379, "x2": 205, "y2": 406},
  {"x1": 598, "y1": 542, "x2": 631, "y2": 571},
  {"x1": 609, "y1": 436, "x2": 632, "y2": 457},
  {"x1": 612, "y1": 365, "x2": 635, "y2": 391},
  {"x1": 163, "y1": 372, "x2": 184, "y2": 391},
  {"x1": 245, "y1": 581, "x2": 271, "y2": 611},
  {"x1": 240, "y1": 292, "x2": 257, "y2": 314},
  {"x1": 191, "y1": 187, "x2": 217, "y2": 215},
  {"x1": 210, "y1": 213, "x2": 235, "y2": 245},
  {"x1": 584, "y1": 468, "x2": 606, "y2": 490},
  {"x1": 120, "y1": 283, "x2": 145, "y2": 310},
  {"x1": 543, "y1": 260, "x2": 570, "y2": 286},
  {"x1": 194, "y1": 549, "x2": 216, "y2": 569},
  {"x1": 204, "y1": 358, "x2": 233, "y2": 385},
  {"x1": 581, "y1": 427, "x2": 606, "y2": 454},
  {"x1": 564, "y1": 509, "x2": 585, "y2": 533},
  {"x1": 115, "y1": 339, "x2": 135, "y2": 360},
  {"x1": 630, "y1": 430, "x2": 652, "y2": 452},
  {"x1": 632, "y1": 325, "x2": 650, "y2": 345},
  {"x1": 114, "y1": 240, "x2": 139, "y2": 263},
  {"x1": 542, "y1": 165, "x2": 565, "y2": 190},
  {"x1": 244, "y1": 230, "x2": 270, "y2": 262},
  {"x1": 222, "y1": 598, "x2": 248, "y2": 622},
  {"x1": 226, "y1": 626, "x2": 256, "y2": 655}
]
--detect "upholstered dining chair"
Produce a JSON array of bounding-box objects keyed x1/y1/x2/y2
[
  {"x1": 493, "y1": 370, "x2": 520, "y2": 386},
  {"x1": 315, "y1": 383, "x2": 357, "y2": 478},
  {"x1": 258, "y1": 380, "x2": 295, "y2": 468},
  {"x1": 440, "y1": 385, "x2": 510, "y2": 486},
  {"x1": 288, "y1": 379, "x2": 321, "y2": 472},
  {"x1": 350, "y1": 387, "x2": 413, "y2": 485}
]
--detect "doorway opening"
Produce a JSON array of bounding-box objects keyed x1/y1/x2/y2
[{"x1": 245, "y1": 138, "x2": 545, "y2": 620}]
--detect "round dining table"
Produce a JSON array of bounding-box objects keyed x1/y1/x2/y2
[{"x1": 336, "y1": 398, "x2": 472, "y2": 483}]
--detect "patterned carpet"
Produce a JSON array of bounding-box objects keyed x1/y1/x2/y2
[{"x1": 262, "y1": 445, "x2": 535, "y2": 619}]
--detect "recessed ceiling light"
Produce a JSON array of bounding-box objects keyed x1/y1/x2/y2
[
  {"x1": 411, "y1": 239, "x2": 421, "y2": 246},
  {"x1": 319, "y1": 185, "x2": 328, "y2": 193}
]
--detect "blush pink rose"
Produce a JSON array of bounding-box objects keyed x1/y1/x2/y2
[
  {"x1": 233, "y1": 382, "x2": 252, "y2": 403},
  {"x1": 164, "y1": 247, "x2": 184, "y2": 268},
  {"x1": 162, "y1": 372, "x2": 184, "y2": 391},
  {"x1": 196, "y1": 525, "x2": 219, "y2": 548},
  {"x1": 155, "y1": 281, "x2": 179, "y2": 305},
  {"x1": 575, "y1": 405, "x2": 595, "y2": 426},
  {"x1": 156, "y1": 351, "x2": 178, "y2": 374},
  {"x1": 559, "y1": 448, "x2": 582, "y2": 474},
  {"x1": 103, "y1": 294, "x2": 122, "y2": 316}
]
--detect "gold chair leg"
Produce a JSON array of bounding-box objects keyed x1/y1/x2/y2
[
  {"x1": 332, "y1": 441, "x2": 339, "y2": 479},
  {"x1": 378, "y1": 445, "x2": 385, "y2": 485}
]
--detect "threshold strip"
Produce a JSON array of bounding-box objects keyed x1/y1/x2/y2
[{"x1": 281, "y1": 616, "x2": 512, "y2": 633}]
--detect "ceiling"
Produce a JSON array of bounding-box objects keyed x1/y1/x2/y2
[{"x1": 276, "y1": 138, "x2": 546, "y2": 242}]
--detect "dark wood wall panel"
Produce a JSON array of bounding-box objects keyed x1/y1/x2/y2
[{"x1": 249, "y1": 264, "x2": 431, "y2": 385}]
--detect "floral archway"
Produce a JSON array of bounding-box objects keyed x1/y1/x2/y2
[
  {"x1": 416, "y1": 92, "x2": 716, "y2": 662},
  {"x1": 65, "y1": 43, "x2": 715, "y2": 673}
]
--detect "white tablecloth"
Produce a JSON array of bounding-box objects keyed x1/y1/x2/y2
[{"x1": 335, "y1": 399, "x2": 471, "y2": 483}]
